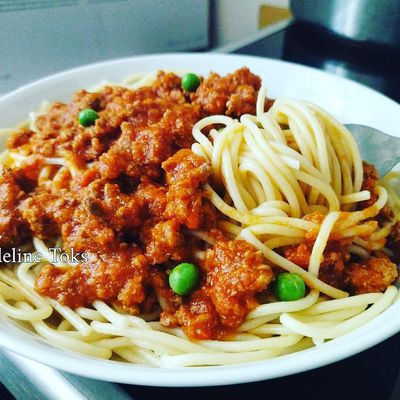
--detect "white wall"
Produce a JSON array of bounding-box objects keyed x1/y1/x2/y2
[{"x1": 0, "y1": 0, "x2": 209, "y2": 94}]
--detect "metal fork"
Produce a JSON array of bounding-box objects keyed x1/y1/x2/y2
[{"x1": 345, "y1": 124, "x2": 400, "y2": 176}]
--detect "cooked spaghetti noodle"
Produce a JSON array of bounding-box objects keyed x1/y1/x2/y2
[{"x1": 0, "y1": 68, "x2": 399, "y2": 367}]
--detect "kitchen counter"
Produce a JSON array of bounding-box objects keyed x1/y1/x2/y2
[{"x1": 234, "y1": 21, "x2": 400, "y2": 103}]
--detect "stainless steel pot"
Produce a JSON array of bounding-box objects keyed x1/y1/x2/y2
[{"x1": 291, "y1": 0, "x2": 400, "y2": 48}]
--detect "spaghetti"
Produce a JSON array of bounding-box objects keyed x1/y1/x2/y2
[{"x1": 0, "y1": 68, "x2": 399, "y2": 367}]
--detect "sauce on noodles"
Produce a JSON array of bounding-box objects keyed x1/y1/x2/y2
[
  {"x1": 0, "y1": 68, "x2": 399, "y2": 365},
  {"x1": 1, "y1": 69, "x2": 275, "y2": 339}
]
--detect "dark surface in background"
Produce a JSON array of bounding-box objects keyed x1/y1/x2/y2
[
  {"x1": 122, "y1": 332, "x2": 400, "y2": 400},
  {"x1": 1, "y1": 383, "x2": 14, "y2": 400},
  {"x1": 237, "y1": 22, "x2": 400, "y2": 102},
  {"x1": 2, "y1": 21, "x2": 400, "y2": 400}
]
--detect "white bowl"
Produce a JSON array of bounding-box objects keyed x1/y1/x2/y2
[{"x1": 0, "y1": 53, "x2": 399, "y2": 387}]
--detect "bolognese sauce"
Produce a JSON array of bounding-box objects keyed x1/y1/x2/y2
[{"x1": 0, "y1": 67, "x2": 398, "y2": 342}]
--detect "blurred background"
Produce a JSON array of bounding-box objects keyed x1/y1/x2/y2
[
  {"x1": 1, "y1": 1, "x2": 400, "y2": 399},
  {"x1": 1, "y1": 0, "x2": 399, "y2": 99}
]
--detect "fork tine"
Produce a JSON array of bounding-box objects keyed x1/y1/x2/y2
[{"x1": 344, "y1": 124, "x2": 400, "y2": 177}]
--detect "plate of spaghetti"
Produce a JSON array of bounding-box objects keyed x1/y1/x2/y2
[{"x1": 0, "y1": 53, "x2": 399, "y2": 386}]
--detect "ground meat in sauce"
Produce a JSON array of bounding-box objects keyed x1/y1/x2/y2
[
  {"x1": 360, "y1": 161, "x2": 379, "y2": 209},
  {"x1": 163, "y1": 237, "x2": 273, "y2": 339},
  {"x1": 140, "y1": 220, "x2": 187, "y2": 265},
  {"x1": 283, "y1": 238, "x2": 352, "y2": 289},
  {"x1": 190, "y1": 67, "x2": 261, "y2": 116},
  {"x1": 34, "y1": 148, "x2": 215, "y2": 317},
  {"x1": 283, "y1": 240, "x2": 398, "y2": 294},
  {"x1": 35, "y1": 246, "x2": 150, "y2": 312},
  {"x1": 344, "y1": 254, "x2": 398, "y2": 294},
  {"x1": 359, "y1": 162, "x2": 400, "y2": 262},
  {"x1": 284, "y1": 199, "x2": 398, "y2": 294},
  {"x1": 0, "y1": 166, "x2": 28, "y2": 247},
  {"x1": 20, "y1": 188, "x2": 78, "y2": 240},
  {"x1": 203, "y1": 239, "x2": 273, "y2": 329},
  {"x1": 162, "y1": 149, "x2": 214, "y2": 230},
  {"x1": 359, "y1": 161, "x2": 392, "y2": 220}
]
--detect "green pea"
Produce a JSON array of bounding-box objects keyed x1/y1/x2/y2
[
  {"x1": 79, "y1": 108, "x2": 99, "y2": 127},
  {"x1": 169, "y1": 262, "x2": 199, "y2": 296},
  {"x1": 274, "y1": 272, "x2": 306, "y2": 301},
  {"x1": 181, "y1": 73, "x2": 200, "y2": 92}
]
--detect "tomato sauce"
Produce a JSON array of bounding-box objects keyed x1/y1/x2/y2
[{"x1": 2, "y1": 68, "x2": 273, "y2": 339}]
